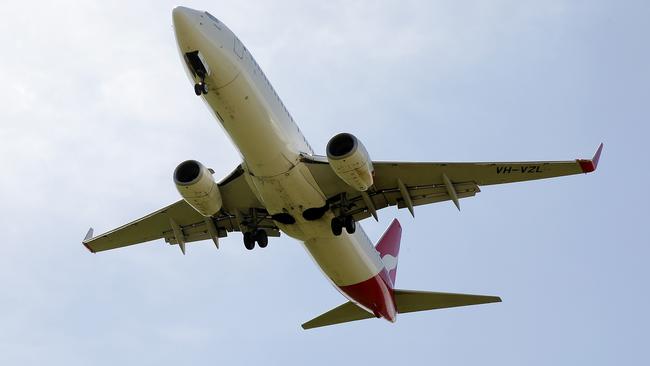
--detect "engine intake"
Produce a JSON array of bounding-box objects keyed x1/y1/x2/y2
[
  {"x1": 174, "y1": 160, "x2": 222, "y2": 217},
  {"x1": 326, "y1": 133, "x2": 374, "y2": 191}
]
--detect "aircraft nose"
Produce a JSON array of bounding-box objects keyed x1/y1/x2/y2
[{"x1": 172, "y1": 6, "x2": 191, "y2": 27}]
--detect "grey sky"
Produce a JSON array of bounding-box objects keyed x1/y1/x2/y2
[{"x1": 1, "y1": 0, "x2": 648, "y2": 365}]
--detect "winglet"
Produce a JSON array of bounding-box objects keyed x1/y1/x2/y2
[
  {"x1": 577, "y1": 143, "x2": 603, "y2": 173},
  {"x1": 82, "y1": 228, "x2": 96, "y2": 253}
]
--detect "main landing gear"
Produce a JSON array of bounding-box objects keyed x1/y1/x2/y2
[
  {"x1": 243, "y1": 229, "x2": 268, "y2": 250},
  {"x1": 331, "y1": 215, "x2": 356, "y2": 236},
  {"x1": 194, "y1": 80, "x2": 208, "y2": 96},
  {"x1": 327, "y1": 192, "x2": 356, "y2": 236}
]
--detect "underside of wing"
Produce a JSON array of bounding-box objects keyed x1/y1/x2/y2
[{"x1": 302, "y1": 143, "x2": 602, "y2": 221}]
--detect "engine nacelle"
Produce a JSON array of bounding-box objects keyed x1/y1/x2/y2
[
  {"x1": 174, "y1": 160, "x2": 222, "y2": 217},
  {"x1": 326, "y1": 133, "x2": 374, "y2": 191}
]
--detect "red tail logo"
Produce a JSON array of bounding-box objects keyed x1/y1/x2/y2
[{"x1": 375, "y1": 219, "x2": 402, "y2": 287}]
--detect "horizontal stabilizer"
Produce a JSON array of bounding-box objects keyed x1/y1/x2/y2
[
  {"x1": 394, "y1": 289, "x2": 501, "y2": 313},
  {"x1": 301, "y1": 301, "x2": 374, "y2": 330}
]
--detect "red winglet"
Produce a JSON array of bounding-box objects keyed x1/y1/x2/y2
[{"x1": 577, "y1": 143, "x2": 604, "y2": 173}]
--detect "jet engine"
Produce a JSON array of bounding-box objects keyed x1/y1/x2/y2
[
  {"x1": 326, "y1": 133, "x2": 374, "y2": 191},
  {"x1": 174, "y1": 160, "x2": 223, "y2": 217}
]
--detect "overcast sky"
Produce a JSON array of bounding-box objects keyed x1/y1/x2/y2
[{"x1": 1, "y1": 0, "x2": 648, "y2": 365}]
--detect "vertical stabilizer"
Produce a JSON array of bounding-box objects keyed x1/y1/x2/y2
[{"x1": 375, "y1": 219, "x2": 402, "y2": 287}]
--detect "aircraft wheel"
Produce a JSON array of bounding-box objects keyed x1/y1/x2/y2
[
  {"x1": 194, "y1": 82, "x2": 208, "y2": 96},
  {"x1": 255, "y1": 229, "x2": 268, "y2": 248},
  {"x1": 331, "y1": 217, "x2": 343, "y2": 236},
  {"x1": 344, "y1": 216, "x2": 356, "y2": 234},
  {"x1": 243, "y1": 232, "x2": 255, "y2": 250}
]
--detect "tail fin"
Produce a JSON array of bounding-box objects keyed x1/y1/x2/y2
[{"x1": 375, "y1": 219, "x2": 402, "y2": 286}]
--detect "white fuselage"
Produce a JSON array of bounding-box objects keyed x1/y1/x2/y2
[{"x1": 172, "y1": 8, "x2": 385, "y2": 291}]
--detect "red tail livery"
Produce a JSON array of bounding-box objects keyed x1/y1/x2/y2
[
  {"x1": 375, "y1": 219, "x2": 402, "y2": 287},
  {"x1": 302, "y1": 219, "x2": 502, "y2": 329}
]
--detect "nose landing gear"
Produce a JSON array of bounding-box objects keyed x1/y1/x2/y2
[
  {"x1": 185, "y1": 51, "x2": 210, "y2": 96},
  {"x1": 194, "y1": 80, "x2": 208, "y2": 96}
]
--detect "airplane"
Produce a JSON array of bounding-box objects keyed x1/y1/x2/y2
[{"x1": 82, "y1": 6, "x2": 603, "y2": 329}]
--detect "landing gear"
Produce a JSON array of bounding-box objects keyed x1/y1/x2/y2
[
  {"x1": 194, "y1": 81, "x2": 208, "y2": 96},
  {"x1": 331, "y1": 216, "x2": 356, "y2": 236},
  {"x1": 344, "y1": 215, "x2": 356, "y2": 234},
  {"x1": 185, "y1": 51, "x2": 209, "y2": 96},
  {"x1": 328, "y1": 192, "x2": 357, "y2": 236},
  {"x1": 331, "y1": 217, "x2": 343, "y2": 236},
  {"x1": 254, "y1": 229, "x2": 268, "y2": 248},
  {"x1": 243, "y1": 229, "x2": 268, "y2": 249},
  {"x1": 243, "y1": 232, "x2": 255, "y2": 250}
]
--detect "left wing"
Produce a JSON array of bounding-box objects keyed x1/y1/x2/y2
[
  {"x1": 303, "y1": 144, "x2": 603, "y2": 221},
  {"x1": 82, "y1": 165, "x2": 279, "y2": 254}
]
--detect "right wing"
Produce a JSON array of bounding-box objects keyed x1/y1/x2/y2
[{"x1": 82, "y1": 165, "x2": 279, "y2": 253}]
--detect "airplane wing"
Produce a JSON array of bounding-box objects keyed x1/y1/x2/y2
[
  {"x1": 82, "y1": 165, "x2": 279, "y2": 254},
  {"x1": 303, "y1": 143, "x2": 603, "y2": 221}
]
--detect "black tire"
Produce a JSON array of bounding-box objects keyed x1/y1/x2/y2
[
  {"x1": 331, "y1": 217, "x2": 343, "y2": 236},
  {"x1": 194, "y1": 83, "x2": 203, "y2": 96},
  {"x1": 344, "y1": 216, "x2": 356, "y2": 234},
  {"x1": 243, "y1": 232, "x2": 255, "y2": 250},
  {"x1": 255, "y1": 229, "x2": 268, "y2": 248},
  {"x1": 201, "y1": 82, "x2": 208, "y2": 94}
]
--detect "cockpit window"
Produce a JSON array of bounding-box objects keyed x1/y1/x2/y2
[{"x1": 205, "y1": 12, "x2": 220, "y2": 23}]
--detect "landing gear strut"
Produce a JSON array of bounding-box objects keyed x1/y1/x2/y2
[{"x1": 331, "y1": 215, "x2": 356, "y2": 236}]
